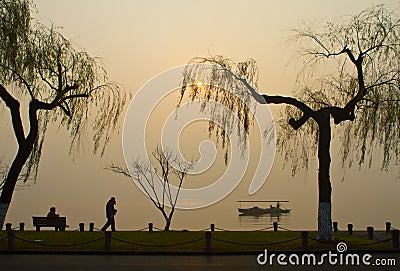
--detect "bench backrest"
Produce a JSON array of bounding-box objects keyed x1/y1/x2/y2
[{"x1": 32, "y1": 216, "x2": 67, "y2": 226}]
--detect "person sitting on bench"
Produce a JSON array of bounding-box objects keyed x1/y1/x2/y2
[{"x1": 47, "y1": 207, "x2": 60, "y2": 231}]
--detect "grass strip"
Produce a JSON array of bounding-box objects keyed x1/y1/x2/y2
[{"x1": 0, "y1": 231, "x2": 392, "y2": 252}]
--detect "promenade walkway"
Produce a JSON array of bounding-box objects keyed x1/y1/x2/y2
[{"x1": 1, "y1": 253, "x2": 399, "y2": 271}]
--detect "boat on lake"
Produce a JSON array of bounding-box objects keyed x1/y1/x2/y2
[{"x1": 238, "y1": 200, "x2": 290, "y2": 216}]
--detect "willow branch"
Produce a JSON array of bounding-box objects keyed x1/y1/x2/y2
[
  {"x1": 0, "y1": 84, "x2": 25, "y2": 145},
  {"x1": 57, "y1": 103, "x2": 71, "y2": 117},
  {"x1": 362, "y1": 22, "x2": 400, "y2": 56},
  {"x1": 0, "y1": 63, "x2": 34, "y2": 99},
  {"x1": 261, "y1": 94, "x2": 316, "y2": 129}
]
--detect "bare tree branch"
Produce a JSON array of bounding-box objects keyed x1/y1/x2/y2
[{"x1": 108, "y1": 146, "x2": 193, "y2": 231}]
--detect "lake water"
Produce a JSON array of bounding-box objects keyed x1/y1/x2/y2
[
  {"x1": 237, "y1": 213, "x2": 291, "y2": 230},
  {"x1": 163, "y1": 200, "x2": 319, "y2": 232}
]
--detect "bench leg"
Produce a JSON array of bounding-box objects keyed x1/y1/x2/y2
[{"x1": 36, "y1": 226, "x2": 40, "y2": 232}]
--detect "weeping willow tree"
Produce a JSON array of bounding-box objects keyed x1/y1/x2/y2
[
  {"x1": 0, "y1": 0, "x2": 126, "y2": 231},
  {"x1": 179, "y1": 5, "x2": 400, "y2": 239}
]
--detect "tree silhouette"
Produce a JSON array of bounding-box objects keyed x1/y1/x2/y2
[
  {"x1": 0, "y1": 1, "x2": 126, "y2": 231},
  {"x1": 179, "y1": 5, "x2": 400, "y2": 239},
  {"x1": 109, "y1": 146, "x2": 193, "y2": 231}
]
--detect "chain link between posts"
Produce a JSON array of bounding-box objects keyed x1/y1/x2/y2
[
  {"x1": 110, "y1": 236, "x2": 204, "y2": 247},
  {"x1": 1, "y1": 222, "x2": 398, "y2": 249},
  {"x1": 211, "y1": 236, "x2": 301, "y2": 246}
]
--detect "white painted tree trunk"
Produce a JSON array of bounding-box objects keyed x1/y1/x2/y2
[
  {"x1": 0, "y1": 203, "x2": 9, "y2": 237},
  {"x1": 317, "y1": 202, "x2": 333, "y2": 240}
]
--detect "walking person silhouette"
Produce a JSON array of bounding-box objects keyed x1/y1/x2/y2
[{"x1": 101, "y1": 197, "x2": 117, "y2": 232}]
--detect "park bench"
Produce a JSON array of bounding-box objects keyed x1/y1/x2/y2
[{"x1": 32, "y1": 216, "x2": 69, "y2": 231}]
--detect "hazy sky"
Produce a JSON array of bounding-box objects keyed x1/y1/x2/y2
[{"x1": 2, "y1": 0, "x2": 400, "y2": 231}]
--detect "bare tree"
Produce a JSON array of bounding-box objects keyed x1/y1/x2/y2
[
  {"x1": 0, "y1": 1, "x2": 126, "y2": 231},
  {"x1": 109, "y1": 146, "x2": 193, "y2": 231},
  {"x1": 179, "y1": 5, "x2": 400, "y2": 239}
]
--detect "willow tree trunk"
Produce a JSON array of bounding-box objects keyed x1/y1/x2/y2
[
  {"x1": 262, "y1": 95, "x2": 334, "y2": 239},
  {"x1": 0, "y1": 145, "x2": 33, "y2": 233},
  {"x1": 0, "y1": 101, "x2": 39, "y2": 233},
  {"x1": 316, "y1": 112, "x2": 333, "y2": 240}
]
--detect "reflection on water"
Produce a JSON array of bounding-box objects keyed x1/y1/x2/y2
[
  {"x1": 236, "y1": 200, "x2": 292, "y2": 230},
  {"x1": 238, "y1": 213, "x2": 291, "y2": 230}
]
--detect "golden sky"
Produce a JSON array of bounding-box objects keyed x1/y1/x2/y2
[{"x1": 2, "y1": 0, "x2": 400, "y2": 231}]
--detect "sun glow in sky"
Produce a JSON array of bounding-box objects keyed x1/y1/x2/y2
[{"x1": 195, "y1": 81, "x2": 204, "y2": 88}]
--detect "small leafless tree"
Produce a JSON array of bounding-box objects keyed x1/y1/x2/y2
[{"x1": 109, "y1": 146, "x2": 193, "y2": 231}]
